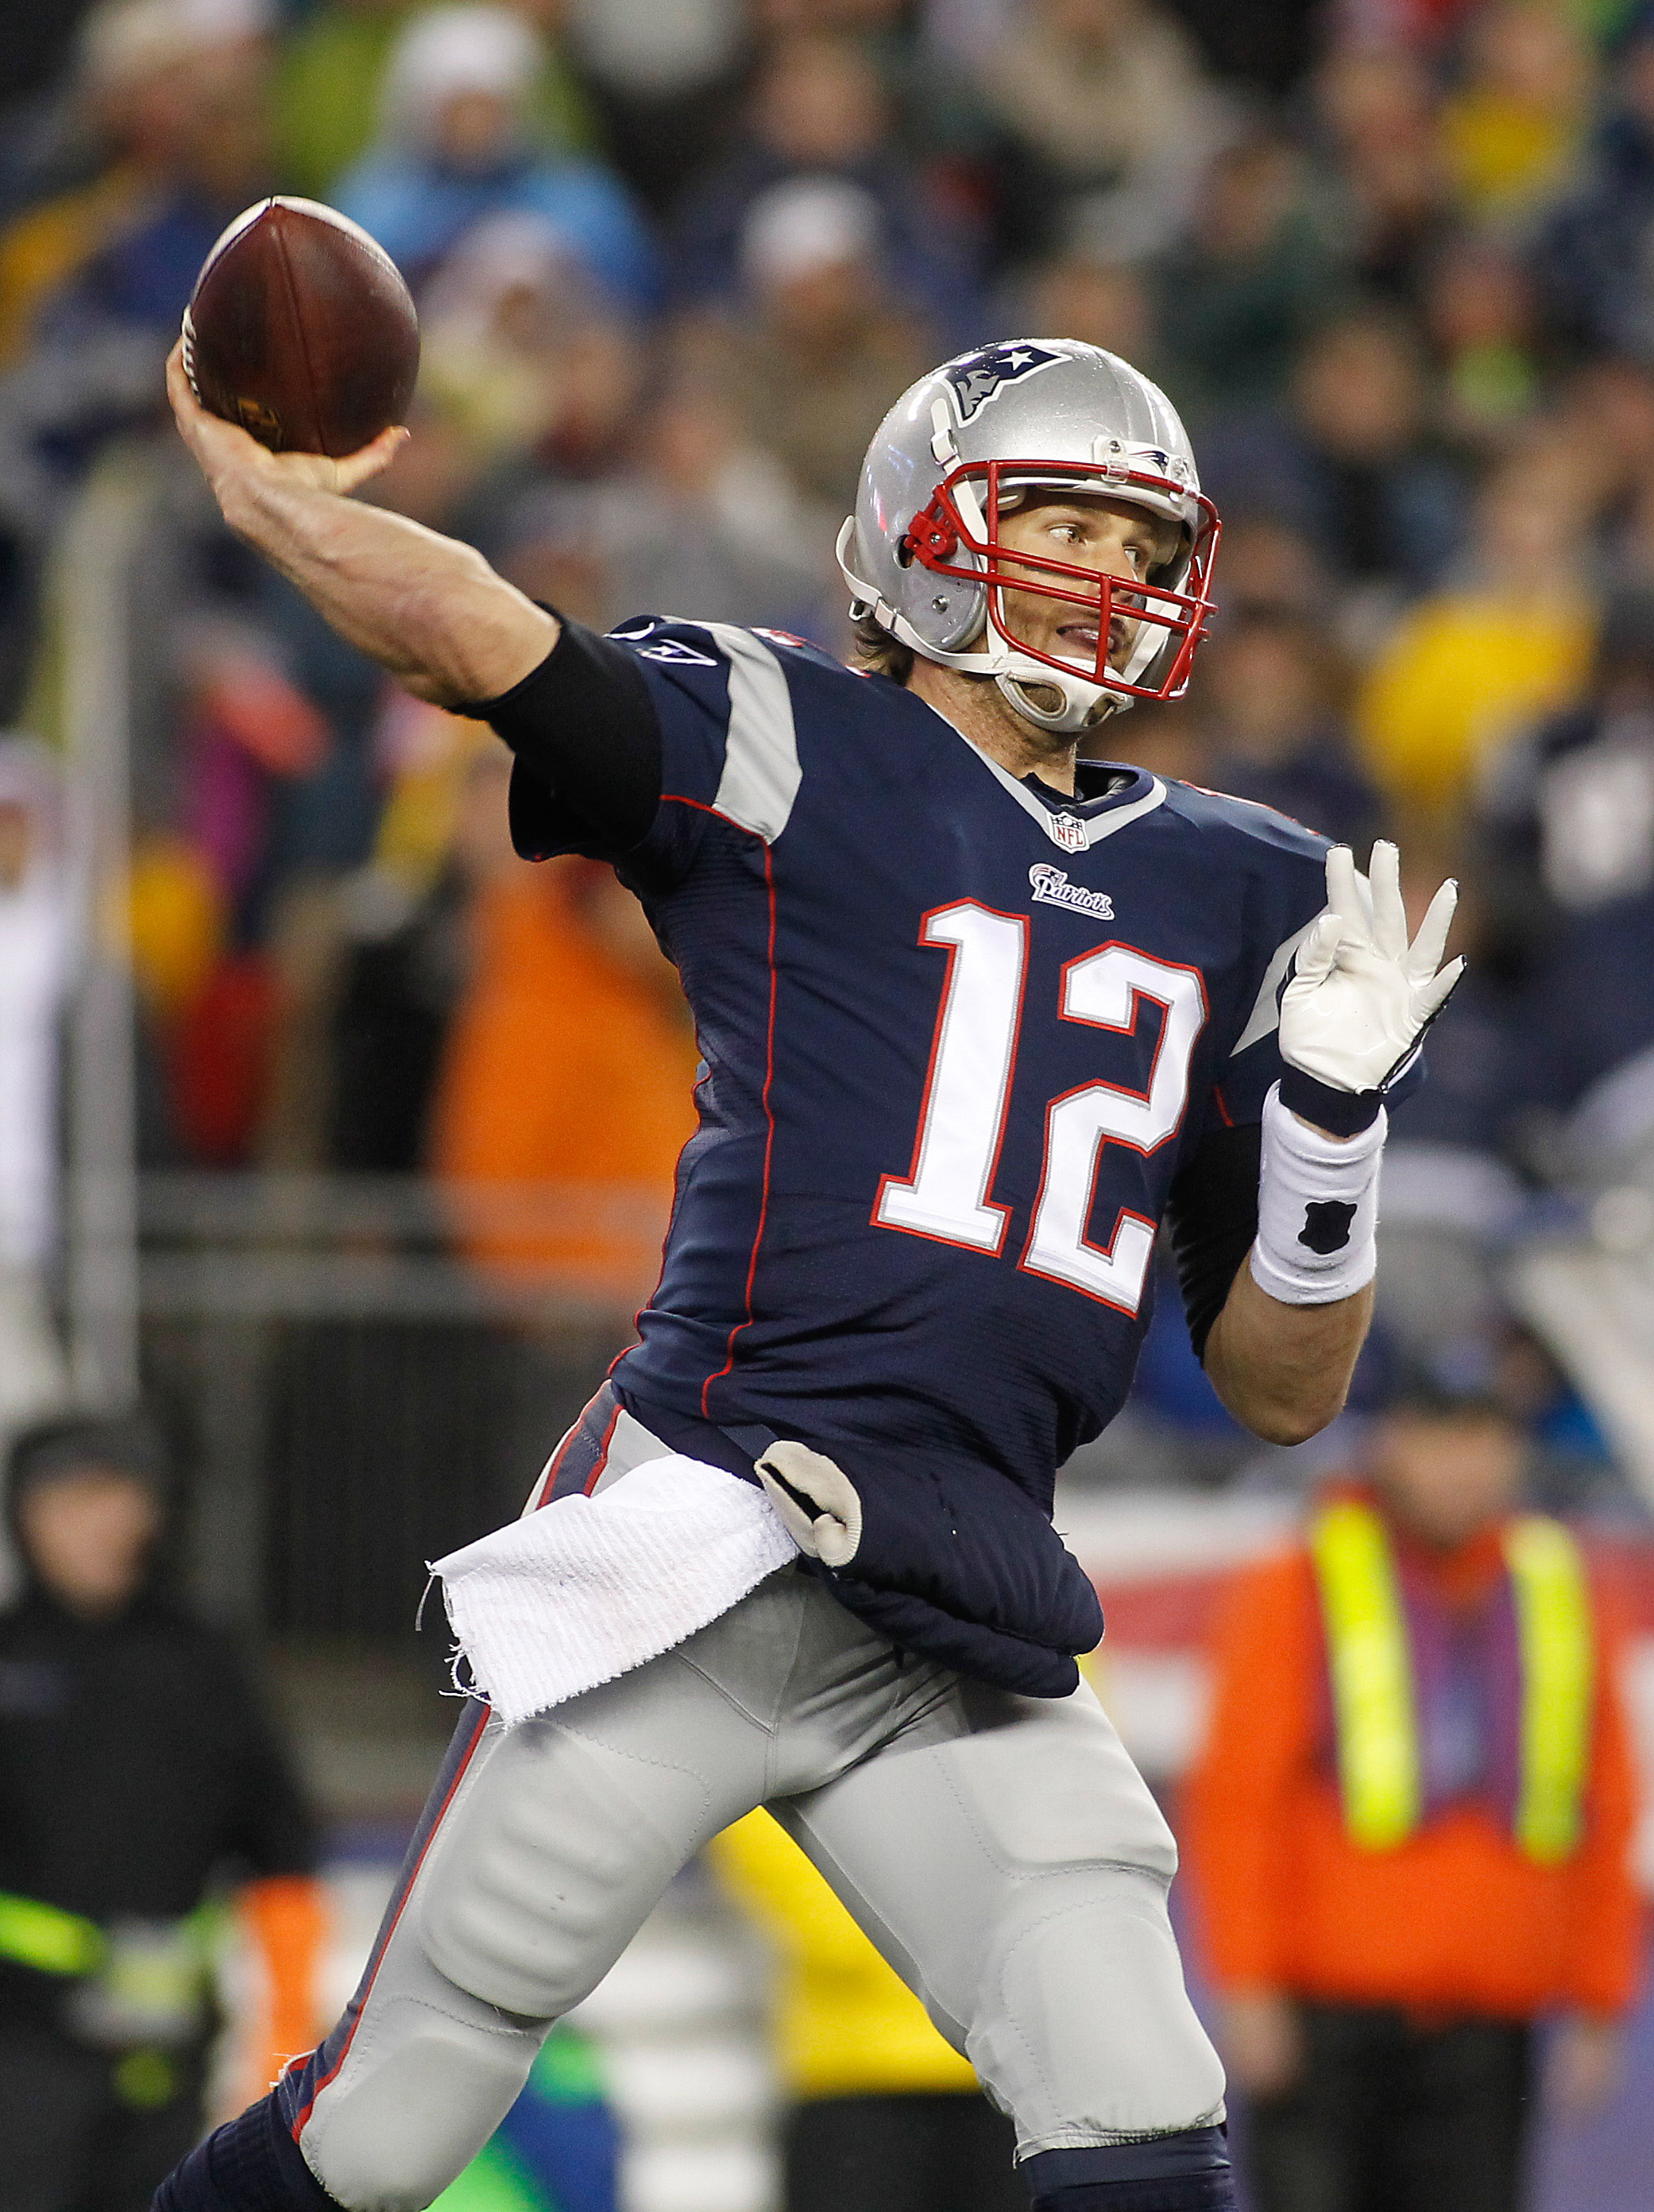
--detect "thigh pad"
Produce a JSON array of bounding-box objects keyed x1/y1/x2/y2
[{"x1": 418, "y1": 1717, "x2": 716, "y2": 2017}]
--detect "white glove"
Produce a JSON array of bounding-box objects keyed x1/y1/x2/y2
[{"x1": 1279, "y1": 841, "x2": 1464, "y2": 1096}]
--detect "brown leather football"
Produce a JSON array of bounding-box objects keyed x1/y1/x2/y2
[{"x1": 183, "y1": 197, "x2": 420, "y2": 458}]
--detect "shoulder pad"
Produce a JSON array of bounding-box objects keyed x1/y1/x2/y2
[
  {"x1": 605, "y1": 616, "x2": 726, "y2": 669},
  {"x1": 607, "y1": 617, "x2": 857, "y2": 685},
  {"x1": 1162, "y1": 779, "x2": 1331, "y2": 862},
  {"x1": 747, "y1": 626, "x2": 856, "y2": 678}
]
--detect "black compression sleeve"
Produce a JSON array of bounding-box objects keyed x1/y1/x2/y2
[
  {"x1": 1165, "y1": 1122, "x2": 1262, "y2": 1364},
  {"x1": 460, "y1": 613, "x2": 663, "y2": 853}
]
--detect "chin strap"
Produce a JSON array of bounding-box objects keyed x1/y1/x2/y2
[{"x1": 997, "y1": 669, "x2": 1125, "y2": 733}]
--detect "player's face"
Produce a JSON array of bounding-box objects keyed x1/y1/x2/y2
[{"x1": 992, "y1": 494, "x2": 1176, "y2": 676}]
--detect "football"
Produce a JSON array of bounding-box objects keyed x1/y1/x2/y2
[{"x1": 183, "y1": 197, "x2": 420, "y2": 458}]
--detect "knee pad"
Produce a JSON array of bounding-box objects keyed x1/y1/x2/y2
[
  {"x1": 968, "y1": 1875, "x2": 1227, "y2": 2148},
  {"x1": 299, "y1": 2025, "x2": 538, "y2": 2212}
]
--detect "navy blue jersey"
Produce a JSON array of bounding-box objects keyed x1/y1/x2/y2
[{"x1": 516, "y1": 621, "x2": 1329, "y2": 1531}]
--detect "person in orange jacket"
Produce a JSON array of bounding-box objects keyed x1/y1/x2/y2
[
  {"x1": 427, "y1": 745, "x2": 699, "y2": 1305},
  {"x1": 1183, "y1": 1363, "x2": 1641, "y2": 2212}
]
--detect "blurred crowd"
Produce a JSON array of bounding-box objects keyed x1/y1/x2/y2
[{"x1": 4, "y1": 0, "x2": 1654, "y2": 1406}]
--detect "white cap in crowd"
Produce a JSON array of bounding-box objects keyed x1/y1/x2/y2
[
  {"x1": 79, "y1": 0, "x2": 271, "y2": 90},
  {"x1": 740, "y1": 176, "x2": 883, "y2": 295},
  {"x1": 379, "y1": 5, "x2": 544, "y2": 149},
  {"x1": 563, "y1": 0, "x2": 741, "y2": 97}
]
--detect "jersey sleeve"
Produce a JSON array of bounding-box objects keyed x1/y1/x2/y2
[
  {"x1": 1205, "y1": 809, "x2": 1432, "y2": 1132},
  {"x1": 1212, "y1": 840, "x2": 1331, "y2": 1132},
  {"x1": 1169, "y1": 813, "x2": 1429, "y2": 1359},
  {"x1": 504, "y1": 615, "x2": 801, "y2": 887},
  {"x1": 1165, "y1": 1122, "x2": 1262, "y2": 1363},
  {"x1": 1217, "y1": 924, "x2": 1429, "y2": 1134},
  {"x1": 1166, "y1": 802, "x2": 1344, "y2": 1363},
  {"x1": 481, "y1": 614, "x2": 663, "y2": 860}
]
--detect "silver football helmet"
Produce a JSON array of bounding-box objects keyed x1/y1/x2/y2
[{"x1": 837, "y1": 339, "x2": 1219, "y2": 733}]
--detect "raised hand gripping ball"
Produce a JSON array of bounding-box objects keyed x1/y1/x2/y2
[{"x1": 182, "y1": 196, "x2": 420, "y2": 458}]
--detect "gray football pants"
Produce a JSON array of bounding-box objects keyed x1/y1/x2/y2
[{"x1": 299, "y1": 1572, "x2": 1225, "y2": 2212}]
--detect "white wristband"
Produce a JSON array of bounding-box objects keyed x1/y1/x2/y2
[{"x1": 1249, "y1": 1082, "x2": 1385, "y2": 1306}]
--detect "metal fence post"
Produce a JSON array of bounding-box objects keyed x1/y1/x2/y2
[{"x1": 60, "y1": 447, "x2": 151, "y2": 1411}]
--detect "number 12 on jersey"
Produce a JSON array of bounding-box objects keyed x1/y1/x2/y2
[{"x1": 873, "y1": 902, "x2": 1207, "y2": 1314}]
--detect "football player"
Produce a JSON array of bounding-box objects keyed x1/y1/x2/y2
[{"x1": 157, "y1": 336, "x2": 1459, "y2": 2212}]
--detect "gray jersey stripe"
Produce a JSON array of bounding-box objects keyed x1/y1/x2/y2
[
  {"x1": 1231, "y1": 918, "x2": 1316, "y2": 1058},
  {"x1": 704, "y1": 624, "x2": 801, "y2": 843},
  {"x1": 1082, "y1": 777, "x2": 1166, "y2": 845}
]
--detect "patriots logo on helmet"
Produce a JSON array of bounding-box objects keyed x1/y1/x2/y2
[{"x1": 945, "y1": 343, "x2": 1063, "y2": 423}]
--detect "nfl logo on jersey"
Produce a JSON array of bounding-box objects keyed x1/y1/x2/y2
[{"x1": 1050, "y1": 812, "x2": 1088, "y2": 854}]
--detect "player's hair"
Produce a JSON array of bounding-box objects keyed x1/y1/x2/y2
[{"x1": 851, "y1": 611, "x2": 916, "y2": 686}]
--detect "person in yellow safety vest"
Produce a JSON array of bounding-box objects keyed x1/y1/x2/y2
[
  {"x1": 1183, "y1": 1359, "x2": 1642, "y2": 2212},
  {"x1": 0, "y1": 1415, "x2": 327, "y2": 2212},
  {"x1": 709, "y1": 1812, "x2": 1024, "y2": 2212}
]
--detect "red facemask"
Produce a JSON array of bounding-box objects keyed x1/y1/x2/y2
[{"x1": 898, "y1": 458, "x2": 1222, "y2": 700}]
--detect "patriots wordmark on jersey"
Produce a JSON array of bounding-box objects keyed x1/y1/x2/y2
[{"x1": 509, "y1": 617, "x2": 1331, "y2": 1688}]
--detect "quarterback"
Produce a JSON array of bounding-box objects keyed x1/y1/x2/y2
[{"x1": 157, "y1": 337, "x2": 1459, "y2": 2212}]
